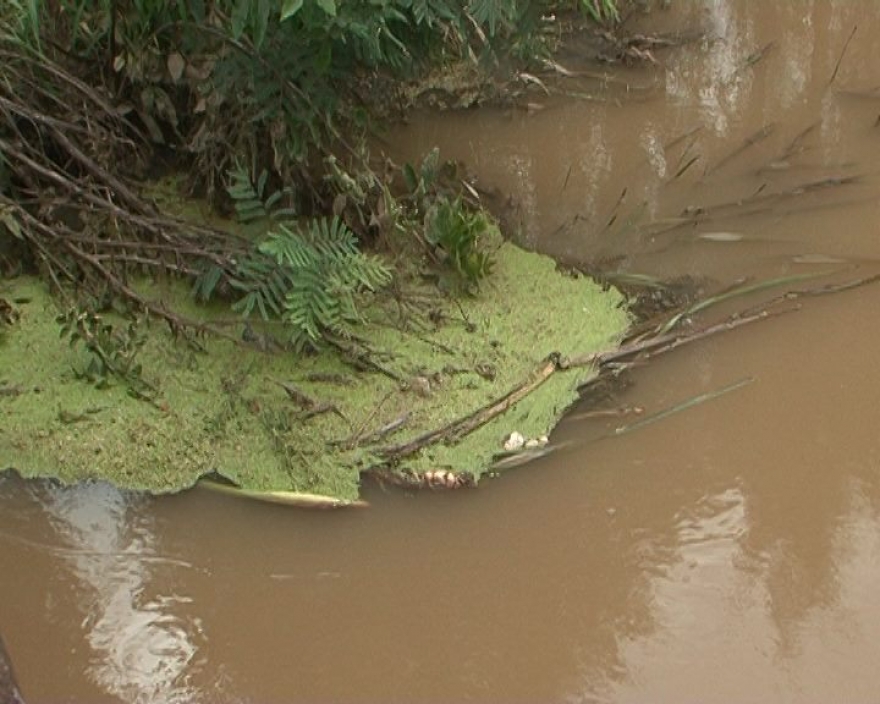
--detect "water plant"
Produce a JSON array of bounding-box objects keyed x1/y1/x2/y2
[
  {"x1": 56, "y1": 307, "x2": 156, "y2": 400},
  {"x1": 424, "y1": 197, "x2": 494, "y2": 293}
]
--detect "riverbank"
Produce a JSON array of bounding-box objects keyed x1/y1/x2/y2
[{"x1": 0, "y1": 228, "x2": 629, "y2": 503}]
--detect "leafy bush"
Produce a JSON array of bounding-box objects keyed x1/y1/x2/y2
[{"x1": 7, "y1": 0, "x2": 617, "y2": 203}]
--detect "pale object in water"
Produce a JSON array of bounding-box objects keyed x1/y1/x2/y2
[
  {"x1": 503, "y1": 431, "x2": 526, "y2": 451},
  {"x1": 698, "y1": 231, "x2": 745, "y2": 242}
]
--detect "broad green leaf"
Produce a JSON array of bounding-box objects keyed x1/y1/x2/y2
[
  {"x1": 231, "y1": 0, "x2": 250, "y2": 40},
  {"x1": 280, "y1": 0, "x2": 303, "y2": 21},
  {"x1": 252, "y1": 0, "x2": 272, "y2": 48},
  {"x1": 402, "y1": 163, "x2": 418, "y2": 192},
  {"x1": 316, "y1": 0, "x2": 337, "y2": 17}
]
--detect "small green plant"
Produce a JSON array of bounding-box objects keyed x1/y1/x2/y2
[
  {"x1": 0, "y1": 0, "x2": 41, "y2": 48},
  {"x1": 231, "y1": 217, "x2": 392, "y2": 350},
  {"x1": 401, "y1": 147, "x2": 463, "y2": 209},
  {"x1": 191, "y1": 164, "x2": 298, "y2": 305},
  {"x1": 57, "y1": 307, "x2": 156, "y2": 400},
  {"x1": 225, "y1": 162, "x2": 296, "y2": 223},
  {"x1": 579, "y1": 0, "x2": 620, "y2": 25},
  {"x1": 424, "y1": 196, "x2": 493, "y2": 292}
]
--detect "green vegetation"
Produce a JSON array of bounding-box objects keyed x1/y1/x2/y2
[
  {"x1": 424, "y1": 197, "x2": 494, "y2": 293},
  {"x1": 0, "y1": 0, "x2": 629, "y2": 500},
  {"x1": 231, "y1": 217, "x2": 393, "y2": 350},
  {"x1": 56, "y1": 307, "x2": 156, "y2": 400},
  {"x1": 0, "y1": 233, "x2": 627, "y2": 500}
]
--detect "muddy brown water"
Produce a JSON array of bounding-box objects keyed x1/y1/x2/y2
[{"x1": 4, "y1": 2, "x2": 880, "y2": 701}]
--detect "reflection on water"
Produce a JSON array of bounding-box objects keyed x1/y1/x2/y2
[
  {"x1": 595, "y1": 477, "x2": 880, "y2": 704},
  {"x1": 3, "y1": 0, "x2": 880, "y2": 701},
  {"x1": 389, "y1": 2, "x2": 880, "y2": 279},
  {"x1": 0, "y1": 478, "x2": 204, "y2": 703}
]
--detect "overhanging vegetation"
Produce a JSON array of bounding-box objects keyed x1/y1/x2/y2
[{"x1": 0, "y1": 0, "x2": 636, "y2": 501}]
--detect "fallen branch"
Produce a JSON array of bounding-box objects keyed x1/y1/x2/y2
[
  {"x1": 371, "y1": 266, "x2": 880, "y2": 486},
  {"x1": 378, "y1": 354, "x2": 560, "y2": 461},
  {"x1": 564, "y1": 307, "x2": 784, "y2": 372},
  {"x1": 577, "y1": 268, "x2": 880, "y2": 379}
]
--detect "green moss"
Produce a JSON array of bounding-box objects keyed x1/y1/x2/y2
[{"x1": 0, "y1": 229, "x2": 628, "y2": 500}]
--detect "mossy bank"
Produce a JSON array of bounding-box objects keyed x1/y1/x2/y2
[{"x1": 0, "y1": 230, "x2": 628, "y2": 503}]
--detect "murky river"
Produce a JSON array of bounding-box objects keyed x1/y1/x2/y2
[{"x1": 4, "y1": 1, "x2": 880, "y2": 701}]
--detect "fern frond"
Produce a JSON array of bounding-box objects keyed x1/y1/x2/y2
[
  {"x1": 192, "y1": 261, "x2": 224, "y2": 302},
  {"x1": 232, "y1": 217, "x2": 391, "y2": 348},
  {"x1": 230, "y1": 251, "x2": 292, "y2": 320},
  {"x1": 226, "y1": 163, "x2": 297, "y2": 223}
]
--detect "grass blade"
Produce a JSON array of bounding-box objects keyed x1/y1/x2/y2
[{"x1": 615, "y1": 377, "x2": 753, "y2": 436}]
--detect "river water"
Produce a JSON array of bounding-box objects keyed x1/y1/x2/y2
[{"x1": 3, "y1": 1, "x2": 880, "y2": 701}]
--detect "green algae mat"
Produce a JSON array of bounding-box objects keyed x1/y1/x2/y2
[{"x1": 0, "y1": 235, "x2": 628, "y2": 503}]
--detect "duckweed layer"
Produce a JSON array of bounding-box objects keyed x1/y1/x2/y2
[{"x1": 0, "y1": 232, "x2": 628, "y2": 501}]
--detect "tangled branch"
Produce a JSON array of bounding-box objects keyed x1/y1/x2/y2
[{"x1": 0, "y1": 43, "x2": 248, "y2": 336}]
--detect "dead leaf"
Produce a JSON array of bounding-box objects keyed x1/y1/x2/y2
[{"x1": 167, "y1": 52, "x2": 186, "y2": 83}]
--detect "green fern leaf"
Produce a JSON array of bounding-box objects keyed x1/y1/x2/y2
[
  {"x1": 192, "y1": 262, "x2": 224, "y2": 302},
  {"x1": 232, "y1": 217, "x2": 391, "y2": 348}
]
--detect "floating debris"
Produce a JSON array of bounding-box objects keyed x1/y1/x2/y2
[
  {"x1": 698, "y1": 232, "x2": 745, "y2": 242},
  {"x1": 422, "y1": 469, "x2": 465, "y2": 489},
  {"x1": 503, "y1": 431, "x2": 526, "y2": 451}
]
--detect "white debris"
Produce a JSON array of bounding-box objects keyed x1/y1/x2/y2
[{"x1": 503, "y1": 431, "x2": 525, "y2": 451}]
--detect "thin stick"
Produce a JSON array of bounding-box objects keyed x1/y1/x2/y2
[
  {"x1": 657, "y1": 270, "x2": 833, "y2": 335},
  {"x1": 704, "y1": 123, "x2": 775, "y2": 176},
  {"x1": 778, "y1": 121, "x2": 818, "y2": 161},
  {"x1": 828, "y1": 25, "x2": 857, "y2": 87},
  {"x1": 644, "y1": 174, "x2": 861, "y2": 237},
  {"x1": 738, "y1": 271, "x2": 880, "y2": 319},
  {"x1": 614, "y1": 377, "x2": 753, "y2": 435},
  {"x1": 379, "y1": 356, "x2": 559, "y2": 460},
  {"x1": 670, "y1": 153, "x2": 700, "y2": 182},
  {"x1": 601, "y1": 187, "x2": 628, "y2": 233},
  {"x1": 566, "y1": 307, "x2": 787, "y2": 371},
  {"x1": 561, "y1": 164, "x2": 573, "y2": 192},
  {"x1": 664, "y1": 125, "x2": 702, "y2": 151},
  {"x1": 338, "y1": 389, "x2": 395, "y2": 449},
  {"x1": 360, "y1": 412, "x2": 410, "y2": 445}
]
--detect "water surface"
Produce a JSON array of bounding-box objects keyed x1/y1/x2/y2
[{"x1": 3, "y1": 1, "x2": 880, "y2": 701}]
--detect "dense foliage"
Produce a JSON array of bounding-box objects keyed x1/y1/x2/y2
[{"x1": 0, "y1": 0, "x2": 617, "y2": 348}]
